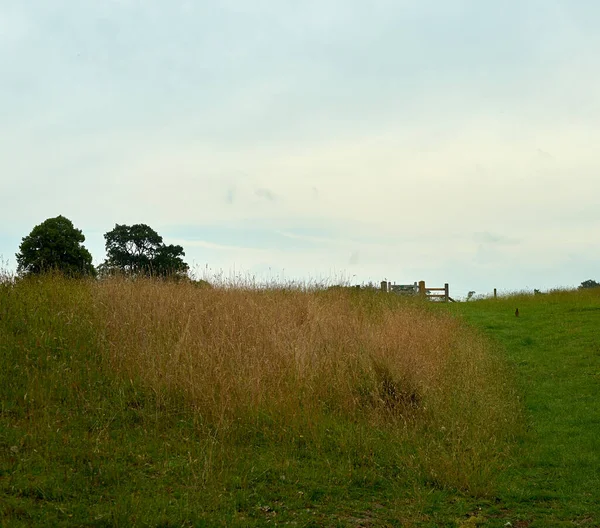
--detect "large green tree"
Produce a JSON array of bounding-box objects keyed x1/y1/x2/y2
[
  {"x1": 101, "y1": 223, "x2": 189, "y2": 277},
  {"x1": 16, "y1": 216, "x2": 95, "y2": 276}
]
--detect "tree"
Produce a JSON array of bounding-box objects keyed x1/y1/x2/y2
[
  {"x1": 579, "y1": 279, "x2": 600, "y2": 289},
  {"x1": 101, "y1": 223, "x2": 189, "y2": 277},
  {"x1": 16, "y1": 215, "x2": 95, "y2": 277}
]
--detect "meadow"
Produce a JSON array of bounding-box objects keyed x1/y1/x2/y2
[{"x1": 0, "y1": 275, "x2": 598, "y2": 526}]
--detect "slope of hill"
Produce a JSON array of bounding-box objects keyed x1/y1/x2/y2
[{"x1": 1, "y1": 277, "x2": 598, "y2": 526}]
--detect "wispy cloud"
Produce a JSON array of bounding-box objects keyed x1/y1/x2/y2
[
  {"x1": 473, "y1": 232, "x2": 521, "y2": 246},
  {"x1": 255, "y1": 188, "x2": 277, "y2": 202},
  {"x1": 225, "y1": 187, "x2": 236, "y2": 204}
]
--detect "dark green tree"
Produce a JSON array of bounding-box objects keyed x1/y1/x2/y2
[
  {"x1": 16, "y1": 216, "x2": 95, "y2": 277},
  {"x1": 579, "y1": 279, "x2": 600, "y2": 289},
  {"x1": 101, "y1": 223, "x2": 189, "y2": 277}
]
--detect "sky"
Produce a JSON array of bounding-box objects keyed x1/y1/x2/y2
[{"x1": 1, "y1": 0, "x2": 599, "y2": 298}]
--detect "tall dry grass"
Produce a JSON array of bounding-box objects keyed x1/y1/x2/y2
[
  {"x1": 0, "y1": 273, "x2": 522, "y2": 495},
  {"x1": 95, "y1": 281, "x2": 441, "y2": 420},
  {"x1": 92, "y1": 278, "x2": 521, "y2": 492}
]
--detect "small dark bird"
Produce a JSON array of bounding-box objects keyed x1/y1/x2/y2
[{"x1": 515, "y1": 308, "x2": 519, "y2": 317}]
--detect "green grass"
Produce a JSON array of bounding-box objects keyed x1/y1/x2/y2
[
  {"x1": 446, "y1": 290, "x2": 600, "y2": 526},
  {"x1": 0, "y1": 278, "x2": 599, "y2": 526}
]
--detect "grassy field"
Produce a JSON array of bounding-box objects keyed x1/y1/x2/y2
[
  {"x1": 0, "y1": 276, "x2": 598, "y2": 526},
  {"x1": 448, "y1": 290, "x2": 600, "y2": 526}
]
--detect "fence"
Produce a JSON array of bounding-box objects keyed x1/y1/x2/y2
[{"x1": 380, "y1": 280, "x2": 455, "y2": 302}]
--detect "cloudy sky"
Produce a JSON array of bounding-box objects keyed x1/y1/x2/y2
[{"x1": 1, "y1": 1, "x2": 599, "y2": 297}]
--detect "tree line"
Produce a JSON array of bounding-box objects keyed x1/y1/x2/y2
[
  {"x1": 16, "y1": 216, "x2": 188, "y2": 278},
  {"x1": 13, "y1": 215, "x2": 600, "y2": 289}
]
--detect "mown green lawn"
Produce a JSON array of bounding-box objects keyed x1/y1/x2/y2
[{"x1": 451, "y1": 291, "x2": 600, "y2": 526}]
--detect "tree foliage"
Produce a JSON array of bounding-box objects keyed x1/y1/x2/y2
[
  {"x1": 579, "y1": 279, "x2": 600, "y2": 289},
  {"x1": 101, "y1": 223, "x2": 189, "y2": 278},
  {"x1": 16, "y1": 216, "x2": 95, "y2": 277}
]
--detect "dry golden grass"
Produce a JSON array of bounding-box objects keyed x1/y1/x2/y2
[
  {"x1": 95, "y1": 281, "x2": 443, "y2": 419},
  {"x1": 92, "y1": 278, "x2": 521, "y2": 493}
]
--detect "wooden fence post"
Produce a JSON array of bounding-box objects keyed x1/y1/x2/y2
[
  {"x1": 381, "y1": 281, "x2": 388, "y2": 293},
  {"x1": 494, "y1": 288, "x2": 497, "y2": 299},
  {"x1": 444, "y1": 283, "x2": 449, "y2": 302},
  {"x1": 418, "y1": 281, "x2": 426, "y2": 297}
]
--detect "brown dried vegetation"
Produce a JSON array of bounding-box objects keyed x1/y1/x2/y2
[{"x1": 93, "y1": 278, "x2": 520, "y2": 492}]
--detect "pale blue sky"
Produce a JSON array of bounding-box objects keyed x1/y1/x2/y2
[{"x1": 1, "y1": 1, "x2": 599, "y2": 297}]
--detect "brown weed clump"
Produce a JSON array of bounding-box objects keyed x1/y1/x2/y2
[{"x1": 93, "y1": 279, "x2": 517, "y2": 434}]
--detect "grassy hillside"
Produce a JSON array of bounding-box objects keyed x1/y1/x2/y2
[{"x1": 0, "y1": 277, "x2": 598, "y2": 526}]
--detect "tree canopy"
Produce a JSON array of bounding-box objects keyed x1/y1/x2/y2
[
  {"x1": 16, "y1": 216, "x2": 95, "y2": 277},
  {"x1": 579, "y1": 279, "x2": 600, "y2": 289},
  {"x1": 101, "y1": 223, "x2": 189, "y2": 277}
]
